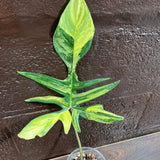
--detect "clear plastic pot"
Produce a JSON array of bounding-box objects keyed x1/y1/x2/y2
[{"x1": 67, "y1": 147, "x2": 106, "y2": 160}]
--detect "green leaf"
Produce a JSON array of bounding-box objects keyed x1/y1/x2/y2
[
  {"x1": 18, "y1": 109, "x2": 72, "y2": 140},
  {"x1": 73, "y1": 80, "x2": 120, "y2": 105},
  {"x1": 72, "y1": 109, "x2": 81, "y2": 133},
  {"x1": 73, "y1": 78, "x2": 110, "y2": 91},
  {"x1": 74, "y1": 105, "x2": 124, "y2": 124},
  {"x1": 17, "y1": 0, "x2": 124, "y2": 140},
  {"x1": 59, "y1": 110, "x2": 72, "y2": 134},
  {"x1": 17, "y1": 71, "x2": 70, "y2": 95},
  {"x1": 53, "y1": 0, "x2": 95, "y2": 72},
  {"x1": 25, "y1": 96, "x2": 67, "y2": 109}
]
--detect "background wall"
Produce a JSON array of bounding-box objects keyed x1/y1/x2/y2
[{"x1": 1, "y1": 0, "x2": 160, "y2": 159}]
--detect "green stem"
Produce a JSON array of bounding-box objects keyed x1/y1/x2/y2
[
  {"x1": 74, "y1": 129, "x2": 83, "y2": 160},
  {"x1": 69, "y1": 64, "x2": 82, "y2": 159}
]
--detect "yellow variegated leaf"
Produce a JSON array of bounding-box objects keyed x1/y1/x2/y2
[
  {"x1": 17, "y1": 0, "x2": 123, "y2": 141},
  {"x1": 53, "y1": 0, "x2": 95, "y2": 72},
  {"x1": 73, "y1": 80, "x2": 120, "y2": 105},
  {"x1": 59, "y1": 109, "x2": 72, "y2": 134},
  {"x1": 74, "y1": 105, "x2": 124, "y2": 124},
  {"x1": 72, "y1": 109, "x2": 81, "y2": 133},
  {"x1": 25, "y1": 96, "x2": 67, "y2": 109},
  {"x1": 18, "y1": 110, "x2": 71, "y2": 140}
]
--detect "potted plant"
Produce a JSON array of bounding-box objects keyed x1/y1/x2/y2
[{"x1": 17, "y1": 0, "x2": 124, "y2": 159}]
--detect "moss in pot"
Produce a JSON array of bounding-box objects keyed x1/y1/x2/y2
[{"x1": 17, "y1": 0, "x2": 124, "y2": 159}]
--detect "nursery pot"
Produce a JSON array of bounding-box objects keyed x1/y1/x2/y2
[{"x1": 67, "y1": 147, "x2": 106, "y2": 160}]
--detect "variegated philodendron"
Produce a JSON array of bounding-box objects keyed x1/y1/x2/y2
[{"x1": 18, "y1": 0, "x2": 124, "y2": 140}]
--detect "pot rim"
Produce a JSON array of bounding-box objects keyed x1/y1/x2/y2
[{"x1": 67, "y1": 146, "x2": 106, "y2": 160}]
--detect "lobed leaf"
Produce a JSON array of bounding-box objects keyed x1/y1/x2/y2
[
  {"x1": 74, "y1": 105, "x2": 124, "y2": 124},
  {"x1": 17, "y1": 71, "x2": 69, "y2": 95},
  {"x1": 53, "y1": 0, "x2": 95, "y2": 72},
  {"x1": 25, "y1": 96, "x2": 67, "y2": 109},
  {"x1": 18, "y1": 109, "x2": 71, "y2": 140},
  {"x1": 73, "y1": 80, "x2": 120, "y2": 105},
  {"x1": 17, "y1": 0, "x2": 124, "y2": 140}
]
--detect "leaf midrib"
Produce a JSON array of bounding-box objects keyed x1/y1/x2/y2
[{"x1": 68, "y1": 7, "x2": 80, "y2": 108}]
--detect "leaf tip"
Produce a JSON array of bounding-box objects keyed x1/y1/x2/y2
[
  {"x1": 113, "y1": 80, "x2": 121, "y2": 88},
  {"x1": 17, "y1": 71, "x2": 25, "y2": 76},
  {"x1": 116, "y1": 115, "x2": 124, "y2": 122},
  {"x1": 105, "y1": 77, "x2": 110, "y2": 80},
  {"x1": 64, "y1": 130, "x2": 69, "y2": 135},
  {"x1": 18, "y1": 132, "x2": 32, "y2": 140},
  {"x1": 117, "y1": 80, "x2": 120, "y2": 84},
  {"x1": 24, "y1": 99, "x2": 30, "y2": 102},
  {"x1": 17, "y1": 71, "x2": 22, "y2": 74},
  {"x1": 17, "y1": 132, "x2": 22, "y2": 138},
  {"x1": 77, "y1": 128, "x2": 81, "y2": 133}
]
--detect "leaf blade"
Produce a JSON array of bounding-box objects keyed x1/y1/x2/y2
[
  {"x1": 59, "y1": 110, "x2": 72, "y2": 134},
  {"x1": 72, "y1": 109, "x2": 81, "y2": 133},
  {"x1": 53, "y1": 0, "x2": 95, "y2": 71},
  {"x1": 17, "y1": 71, "x2": 69, "y2": 95},
  {"x1": 73, "y1": 78, "x2": 110, "y2": 90},
  {"x1": 74, "y1": 105, "x2": 124, "y2": 124},
  {"x1": 73, "y1": 80, "x2": 120, "y2": 105},
  {"x1": 18, "y1": 112, "x2": 59, "y2": 140},
  {"x1": 25, "y1": 96, "x2": 67, "y2": 109},
  {"x1": 18, "y1": 109, "x2": 71, "y2": 140}
]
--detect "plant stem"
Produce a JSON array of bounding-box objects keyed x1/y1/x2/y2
[{"x1": 74, "y1": 129, "x2": 83, "y2": 160}]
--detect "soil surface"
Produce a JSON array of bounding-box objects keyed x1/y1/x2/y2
[{"x1": 72, "y1": 153, "x2": 97, "y2": 160}]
